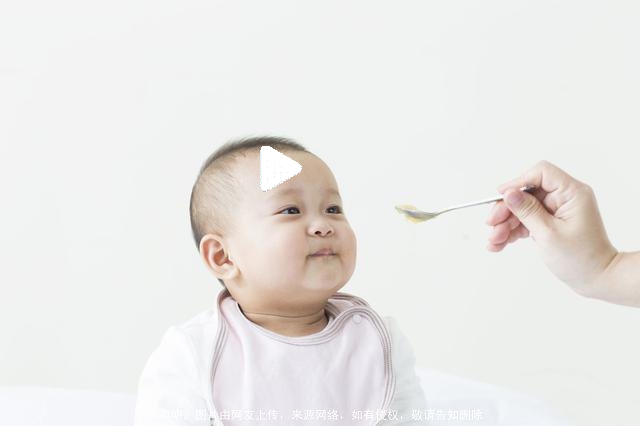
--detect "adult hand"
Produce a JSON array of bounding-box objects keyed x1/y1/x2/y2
[{"x1": 485, "y1": 160, "x2": 619, "y2": 298}]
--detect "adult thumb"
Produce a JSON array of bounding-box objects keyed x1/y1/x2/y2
[{"x1": 503, "y1": 188, "x2": 552, "y2": 237}]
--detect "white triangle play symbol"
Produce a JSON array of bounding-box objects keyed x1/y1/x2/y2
[{"x1": 260, "y1": 146, "x2": 302, "y2": 192}]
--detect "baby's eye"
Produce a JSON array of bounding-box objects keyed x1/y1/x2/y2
[
  {"x1": 279, "y1": 207, "x2": 301, "y2": 215},
  {"x1": 277, "y1": 206, "x2": 343, "y2": 215}
]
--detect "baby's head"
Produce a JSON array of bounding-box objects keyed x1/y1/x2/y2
[{"x1": 189, "y1": 135, "x2": 356, "y2": 314}]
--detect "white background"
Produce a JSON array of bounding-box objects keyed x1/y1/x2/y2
[{"x1": 1, "y1": 1, "x2": 639, "y2": 425}]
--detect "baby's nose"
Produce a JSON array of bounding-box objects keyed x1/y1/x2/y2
[{"x1": 313, "y1": 224, "x2": 333, "y2": 237}]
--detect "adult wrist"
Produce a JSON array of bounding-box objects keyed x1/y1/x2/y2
[{"x1": 585, "y1": 247, "x2": 622, "y2": 300}]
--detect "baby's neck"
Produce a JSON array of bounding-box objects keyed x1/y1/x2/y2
[{"x1": 239, "y1": 305, "x2": 329, "y2": 337}]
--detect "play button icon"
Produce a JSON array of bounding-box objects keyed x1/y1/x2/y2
[{"x1": 260, "y1": 146, "x2": 302, "y2": 192}]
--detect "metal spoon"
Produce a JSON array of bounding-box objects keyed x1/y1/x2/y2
[{"x1": 395, "y1": 185, "x2": 537, "y2": 223}]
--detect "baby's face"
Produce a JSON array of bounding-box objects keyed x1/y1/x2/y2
[{"x1": 223, "y1": 150, "x2": 357, "y2": 311}]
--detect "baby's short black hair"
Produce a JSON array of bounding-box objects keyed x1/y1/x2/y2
[{"x1": 189, "y1": 135, "x2": 310, "y2": 287}]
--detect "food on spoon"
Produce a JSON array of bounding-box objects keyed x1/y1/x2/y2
[{"x1": 395, "y1": 204, "x2": 429, "y2": 223}]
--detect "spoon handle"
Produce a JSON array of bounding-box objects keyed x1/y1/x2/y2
[{"x1": 440, "y1": 185, "x2": 536, "y2": 214}]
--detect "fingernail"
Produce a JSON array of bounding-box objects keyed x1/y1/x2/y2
[{"x1": 505, "y1": 190, "x2": 524, "y2": 207}]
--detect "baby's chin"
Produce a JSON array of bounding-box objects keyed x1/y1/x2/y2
[{"x1": 305, "y1": 275, "x2": 349, "y2": 294}]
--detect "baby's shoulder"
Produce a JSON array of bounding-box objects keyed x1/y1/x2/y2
[
  {"x1": 174, "y1": 308, "x2": 219, "y2": 341},
  {"x1": 373, "y1": 312, "x2": 400, "y2": 335},
  {"x1": 158, "y1": 308, "x2": 220, "y2": 375},
  {"x1": 378, "y1": 314, "x2": 416, "y2": 357}
]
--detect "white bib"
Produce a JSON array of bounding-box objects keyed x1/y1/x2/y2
[{"x1": 210, "y1": 289, "x2": 396, "y2": 425}]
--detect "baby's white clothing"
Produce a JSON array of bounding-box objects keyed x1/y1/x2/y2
[{"x1": 134, "y1": 289, "x2": 428, "y2": 425}]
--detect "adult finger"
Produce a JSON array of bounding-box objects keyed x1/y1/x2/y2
[
  {"x1": 485, "y1": 201, "x2": 512, "y2": 226},
  {"x1": 497, "y1": 160, "x2": 573, "y2": 195}
]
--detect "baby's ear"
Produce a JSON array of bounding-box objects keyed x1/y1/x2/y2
[
  {"x1": 199, "y1": 234, "x2": 237, "y2": 280},
  {"x1": 199, "y1": 234, "x2": 222, "y2": 269}
]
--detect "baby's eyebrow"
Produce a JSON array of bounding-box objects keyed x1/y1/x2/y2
[{"x1": 267, "y1": 187, "x2": 341, "y2": 200}]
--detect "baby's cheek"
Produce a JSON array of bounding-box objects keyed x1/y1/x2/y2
[
  {"x1": 272, "y1": 233, "x2": 306, "y2": 256},
  {"x1": 345, "y1": 225, "x2": 357, "y2": 249}
]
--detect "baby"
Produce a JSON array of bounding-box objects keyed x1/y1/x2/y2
[{"x1": 134, "y1": 136, "x2": 429, "y2": 425}]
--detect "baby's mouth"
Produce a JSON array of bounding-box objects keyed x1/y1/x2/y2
[{"x1": 310, "y1": 248, "x2": 336, "y2": 256}]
